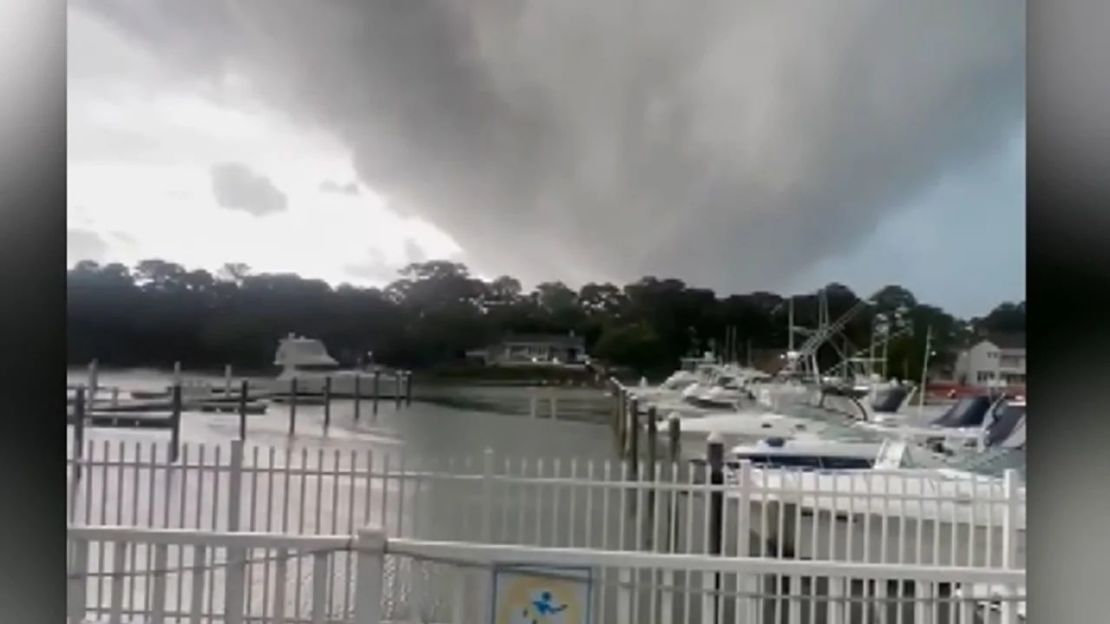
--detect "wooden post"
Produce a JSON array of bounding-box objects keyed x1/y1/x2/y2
[
  {"x1": 352, "y1": 375, "x2": 359, "y2": 422},
  {"x1": 169, "y1": 384, "x2": 182, "y2": 463},
  {"x1": 288, "y1": 377, "x2": 297, "y2": 436},
  {"x1": 172, "y1": 360, "x2": 182, "y2": 386},
  {"x1": 395, "y1": 371, "x2": 403, "y2": 409},
  {"x1": 325, "y1": 376, "x2": 334, "y2": 428},
  {"x1": 238, "y1": 380, "x2": 248, "y2": 441},
  {"x1": 87, "y1": 359, "x2": 99, "y2": 406},
  {"x1": 224, "y1": 364, "x2": 233, "y2": 396},
  {"x1": 73, "y1": 386, "x2": 86, "y2": 482},
  {"x1": 628, "y1": 397, "x2": 640, "y2": 478},
  {"x1": 372, "y1": 370, "x2": 380, "y2": 417},
  {"x1": 405, "y1": 372, "x2": 413, "y2": 406}
]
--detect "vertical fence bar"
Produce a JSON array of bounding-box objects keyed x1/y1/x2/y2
[
  {"x1": 406, "y1": 371, "x2": 413, "y2": 406},
  {"x1": 1001, "y1": 469, "x2": 1021, "y2": 624},
  {"x1": 707, "y1": 434, "x2": 725, "y2": 624},
  {"x1": 224, "y1": 364, "x2": 233, "y2": 396},
  {"x1": 737, "y1": 460, "x2": 756, "y2": 623},
  {"x1": 311, "y1": 553, "x2": 329, "y2": 624},
  {"x1": 108, "y1": 540, "x2": 127, "y2": 624},
  {"x1": 224, "y1": 441, "x2": 246, "y2": 624},
  {"x1": 149, "y1": 543, "x2": 169, "y2": 624},
  {"x1": 272, "y1": 548, "x2": 288, "y2": 624},
  {"x1": 354, "y1": 528, "x2": 385, "y2": 624},
  {"x1": 67, "y1": 534, "x2": 89, "y2": 624}
]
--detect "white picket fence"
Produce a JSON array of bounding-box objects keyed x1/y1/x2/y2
[
  {"x1": 68, "y1": 525, "x2": 1026, "y2": 624},
  {"x1": 66, "y1": 439, "x2": 1026, "y2": 622}
]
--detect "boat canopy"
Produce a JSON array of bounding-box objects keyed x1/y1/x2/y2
[{"x1": 274, "y1": 334, "x2": 339, "y2": 368}]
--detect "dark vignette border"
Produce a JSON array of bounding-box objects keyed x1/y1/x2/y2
[
  {"x1": 1027, "y1": 1, "x2": 1110, "y2": 622},
  {"x1": 1, "y1": 0, "x2": 1109, "y2": 622},
  {"x1": 0, "y1": 0, "x2": 66, "y2": 622}
]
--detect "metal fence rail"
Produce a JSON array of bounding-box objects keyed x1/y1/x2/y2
[
  {"x1": 67, "y1": 440, "x2": 1025, "y2": 623},
  {"x1": 66, "y1": 439, "x2": 1026, "y2": 566},
  {"x1": 68, "y1": 525, "x2": 1026, "y2": 624}
]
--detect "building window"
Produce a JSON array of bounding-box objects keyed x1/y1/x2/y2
[{"x1": 977, "y1": 371, "x2": 996, "y2": 383}]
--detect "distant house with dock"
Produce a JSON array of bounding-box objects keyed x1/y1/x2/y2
[{"x1": 467, "y1": 332, "x2": 588, "y2": 368}]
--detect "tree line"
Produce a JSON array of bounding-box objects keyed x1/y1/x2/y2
[{"x1": 67, "y1": 258, "x2": 1026, "y2": 378}]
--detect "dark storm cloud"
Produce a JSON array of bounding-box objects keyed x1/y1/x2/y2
[
  {"x1": 75, "y1": 0, "x2": 1025, "y2": 292},
  {"x1": 320, "y1": 180, "x2": 360, "y2": 196},
  {"x1": 67, "y1": 228, "x2": 108, "y2": 263},
  {"x1": 209, "y1": 162, "x2": 287, "y2": 216}
]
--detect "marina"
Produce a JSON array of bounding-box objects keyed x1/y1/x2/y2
[{"x1": 66, "y1": 344, "x2": 1026, "y2": 623}]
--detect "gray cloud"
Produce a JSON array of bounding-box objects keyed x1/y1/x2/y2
[
  {"x1": 67, "y1": 228, "x2": 109, "y2": 263},
  {"x1": 209, "y1": 162, "x2": 287, "y2": 216},
  {"x1": 343, "y1": 249, "x2": 396, "y2": 283},
  {"x1": 74, "y1": 0, "x2": 1024, "y2": 292},
  {"x1": 320, "y1": 179, "x2": 360, "y2": 195}
]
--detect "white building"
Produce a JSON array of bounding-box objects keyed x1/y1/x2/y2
[
  {"x1": 466, "y1": 333, "x2": 588, "y2": 367},
  {"x1": 954, "y1": 333, "x2": 1026, "y2": 388}
]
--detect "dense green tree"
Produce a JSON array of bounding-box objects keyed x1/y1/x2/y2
[{"x1": 66, "y1": 258, "x2": 1023, "y2": 376}]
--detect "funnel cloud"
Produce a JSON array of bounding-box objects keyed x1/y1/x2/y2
[{"x1": 73, "y1": 0, "x2": 1024, "y2": 295}]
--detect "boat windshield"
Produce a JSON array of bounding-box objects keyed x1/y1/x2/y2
[
  {"x1": 871, "y1": 386, "x2": 910, "y2": 413},
  {"x1": 932, "y1": 396, "x2": 992, "y2": 428},
  {"x1": 983, "y1": 402, "x2": 1026, "y2": 448}
]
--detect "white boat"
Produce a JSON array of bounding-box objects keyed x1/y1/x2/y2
[
  {"x1": 722, "y1": 440, "x2": 1027, "y2": 568},
  {"x1": 659, "y1": 408, "x2": 847, "y2": 454},
  {"x1": 269, "y1": 334, "x2": 403, "y2": 397}
]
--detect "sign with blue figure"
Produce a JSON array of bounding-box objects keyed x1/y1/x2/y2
[{"x1": 491, "y1": 564, "x2": 592, "y2": 624}]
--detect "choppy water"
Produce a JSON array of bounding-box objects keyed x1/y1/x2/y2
[{"x1": 66, "y1": 368, "x2": 619, "y2": 461}]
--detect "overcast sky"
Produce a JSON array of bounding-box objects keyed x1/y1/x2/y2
[{"x1": 66, "y1": 1, "x2": 1024, "y2": 318}]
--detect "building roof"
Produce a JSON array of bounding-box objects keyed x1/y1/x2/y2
[
  {"x1": 499, "y1": 333, "x2": 585, "y2": 348},
  {"x1": 984, "y1": 333, "x2": 1025, "y2": 351}
]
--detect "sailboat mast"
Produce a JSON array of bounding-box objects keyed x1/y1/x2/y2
[
  {"x1": 918, "y1": 325, "x2": 933, "y2": 415},
  {"x1": 787, "y1": 296, "x2": 794, "y2": 353}
]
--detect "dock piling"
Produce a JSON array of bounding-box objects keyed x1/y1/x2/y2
[
  {"x1": 628, "y1": 397, "x2": 640, "y2": 482},
  {"x1": 169, "y1": 384, "x2": 182, "y2": 462},
  {"x1": 238, "y1": 380, "x2": 248, "y2": 441},
  {"x1": 73, "y1": 386, "x2": 86, "y2": 481},
  {"x1": 87, "y1": 359, "x2": 99, "y2": 405},
  {"x1": 325, "y1": 376, "x2": 333, "y2": 429},
  {"x1": 372, "y1": 371, "x2": 380, "y2": 417},
  {"x1": 288, "y1": 377, "x2": 298, "y2": 436},
  {"x1": 394, "y1": 372, "x2": 403, "y2": 409},
  {"x1": 352, "y1": 375, "x2": 360, "y2": 422}
]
